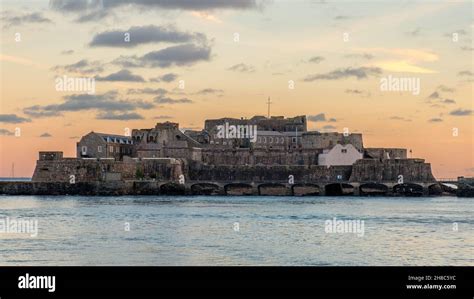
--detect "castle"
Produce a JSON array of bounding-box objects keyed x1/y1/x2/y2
[{"x1": 16, "y1": 115, "x2": 443, "y2": 197}]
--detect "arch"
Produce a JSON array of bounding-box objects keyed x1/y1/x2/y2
[
  {"x1": 224, "y1": 183, "x2": 253, "y2": 196},
  {"x1": 325, "y1": 183, "x2": 354, "y2": 196},
  {"x1": 258, "y1": 183, "x2": 288, "y2": 196},
  {"x1": 191, "y1": 183, "x2": 220, "y2": 195},
  {"x1": 160, "y1": 182, "x2": 186, "y2": 195},
  {"x1": 428, "y1": 183, "x2": 443, "y2": 196},
  {"x1": 393, "y1": 183, "x2": 423, "y2": 196},
  {"x1": 359, "y1": 183, "x2": 389, "y2": 196},
  {"x1": 292, "y1": 184, "x2": 320, "y2": 196}
]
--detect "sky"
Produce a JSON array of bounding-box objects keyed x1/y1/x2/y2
[{"x1": 0, "y1": 0, "x2": 473, "y2": 179}]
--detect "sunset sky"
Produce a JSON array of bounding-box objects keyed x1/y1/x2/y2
[{"x1": 0, "y1": 0, "x2": 473, "y2": 178}]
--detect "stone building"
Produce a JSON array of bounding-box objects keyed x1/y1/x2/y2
[
  {"x1": 318, "y1": 144, "x2": 363, "y2": 166},
  {"x1": 76, "y1": 132, "x2": 134, "y2": 160}
]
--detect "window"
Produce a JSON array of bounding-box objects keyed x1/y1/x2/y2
[
  {"x1": 281, "y1": 137, "x2": 284, "y2": 143},
  {"x1": 292, "y1": 137, "x2": 297, "y2": 143},
  {"x1": 81, "y1": 146, "x2": 87, "y2": 155},
  {"x1": 263, "y1": 137, "x2": 266, "y2": 143},
  {"x1": 269, "y1": 137, "x2": 273, "y2": 143},
  {"x1": 97, "y1": 146, "x2": 102, "y2": 153},
  {"x1": 109, "y1": 146, "x2": 113, "y2": 153},
  {"x1": 341, "y1": 149, "x2": 347, "y2": 153}
]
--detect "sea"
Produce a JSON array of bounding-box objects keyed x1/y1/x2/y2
[{"x1": 0, "y1": 195, "x2": 472, "y2": 266}]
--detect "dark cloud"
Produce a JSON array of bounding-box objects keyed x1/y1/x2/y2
[
  {"x1": 322, "y1": 125, "x2": 336, "y2": 130},
  {"x1": 1, "y1": 12, "x2": 52, "y2": 28},
  {"x1": 127, "y1": 88, "x2": 168, "y2": 95},
  {"x1": 328, "y1": 118, "x2": 337, "y2": 122},
  {"x1": 76, "y1": 10, "x2": 110, "y2": 22},
  {"x1": 40, "y1": 132, "x2": 53, "y2": 137},
  {"x1": 307, "y1": 56, "x2": 324, "y2": 63},
  {"x1": 50, "y1": 0, "x2": 259, "y2": 13},
  {"x1": 113, "y1": 44, "x2": 212, "y2": 68},
  {"x1": 52, "y1": 59, "x2": 104, "y2": 74},
  {"x1": 154, "y1": 115, "x2": 173, "y2": 120},
  {"x1": 0, "y1": 129, "x2": 14, "y2": 136},
  {"x1": 154, "y1": 96, "x2": 193, "y2": 104},
  {"x1": 344, "y1": 53, "x2": 374, "y2": 60},
  {"x1": 427, "y1": 91, "x2": 441, "y2": 99},
  {"x1": 150, "y1": 73, "x2": 178, "y2": 83},
  {"x1": 227, "y1": 63, "x2": 255, "y2": 73},
  {"x1": 437, "y1": 85, "x2": 455, "y2": 93},
  {"x1": 334, "y1": 15, "x2": 351, "y2": 20},
  {"x1": 307, "y1": 113, "x2": 326, "y2": 122},
  {"x1": 390, "y1": 116, "x2": 411, "y2": 122},
  {"x1": 90, "y1": 25, "x2": 207, "y2": 48},
  {"x1": 428, "y1": 118, "x2": 443, "y2": 122},
  {"x1": 303, "y1": 67, "x2": 382, "y2": 81},
  {"x1": 0, "y1": 114, "x2": 31, "y2": 123},
  {"x1": 23, "y1": 91, "x2": 154, "y2": 118},
  {"x1": 96, "y1": 112, "x2": 144, "y2": 120},
  {"x1": 195, "y1": 88, "x2": 224, "y2": 95},
  {"x1": 450, "y1": 108, "x2": 472, "y2": 116},
  {"x1": 95, "y1": 69, "x2": 145, "y2": 82},
  {"x1": 458, "y1": 70, "x2": 473, "y2": 76},
  {"x1": 406, "y1": 27, "x2": 422, "y2": 36},
  {"x1": 442, "y1": 99, "x2": 456, "y2": 104}
]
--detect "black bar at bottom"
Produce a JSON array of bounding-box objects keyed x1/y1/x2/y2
[{"x1": 0, "y1": 266, "x2": 472, "y2": 298}]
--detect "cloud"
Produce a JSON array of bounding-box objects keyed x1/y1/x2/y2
[
  {"x1": 307, "y1": 113, "x2": 326, "y2": 122},
  {"x1": 40, "y1": 132, "x2": 52, "y2": 137},
  {"x1": 113, "y1": 43, "x2": 212, "y2": 68},
  {"x1": 303, "y1": 67, "x2": 382, "y2": 81},
  {"x1": 1, "y1": 12, "x2": 52, "y2": 28},
  {"x1": 95, "y1": 69, "x2": 145, "y2": 82},
  {"x1": 0, "y1": 114, "x2": 31, "y2": 123},
  {"x1": 0, "y1": 129, "x2": 14, "y2": 136},
  {"x1": 437, "y1": 85, "x2": 455, "y2": 93},
  {"x1": 227, "y1": 63, "x2": 256, "y2": 73},
  {"x1": 154, "y1": 96, "x2": 193, "y2": 104},
  {"x1": 307, "y1": 56, "x2": 324, "y2": 63},
  {"x1": 96, "y1": 112, "x2": 144, "y2": 120},
  {"x1": 390, "y1": 116, "x2": 412, "y2": 122},
  {"x1": 406, "y1": 27, "x2": 422, "y2": 36},
  {"x1": 194, "y1": 88, "x2": 224, "y2": 95},
  {"x1": 334, "y1": 15, "x2": 352, "y2": 20},
  {"x1": 127, "y1": 88, "x2": 168, "y2": 95},
  {"x1": 450, "y1": 108, "x2": 472, "y2": 116},
  {"x1": 50, "y1": 0, "x2": 259, "y2": 12},
  {"x1": 61, "y1": 50, "x2": 74, "y2": 55},
  {"x1": 458, "y1": 70, "x2": 473, "y2": 76},
  {"x1": 442, "y1": 99, "x2": 456, "y2": 104},
  {"x1": 23, "y1": 91, "x2": 155, "y2": 118},
  {"x1": 428, "y1": 118, "x2": 443, "y2": 122},
  {"x1": 344, "y1": 53, "x2": 374, "y2": 60},
  {"x1": 322, "y1": 125, "x2": 336, "y2": 130},
  {"x1": 427, "y1": 91, "x2": 441, "y2": 99},
  {"x1": 328, "y1": 118, "x2": 337, "y2": 122},
  {"x1": 150, "y1": 73, "x2": 178, "y2": 83},
  {"x1": 90, "y1": 25, "x2": 207, "y2": 48},
  {"x1": 52, "y1": 59, "x2": 104, "y2": 74},
  {"x1": 154, "y1": 115, "x2": 173, "y2": 120}
]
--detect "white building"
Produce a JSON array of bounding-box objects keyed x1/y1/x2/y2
[{"x1": 318, "y1": 144, "x2": 363, "y2": 166}]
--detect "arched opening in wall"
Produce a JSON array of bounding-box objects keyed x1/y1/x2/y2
[
  {"x1": 224, "y1": 183, "x2": 253, "y2": 196},
  {"x1": 258, "y1": 183, "x2": 288, "y2": 196},
  {"x1": 191, "y1": 183, "x2": 220, "y2": 195},
  {"x1": 325, "y1": 183, "x2": 354, "y2": 196},
  {"x1": 359, "y1": 183, "x2": 388, "y2": 196},
  {"x1": 292, "y1": 184, "x2": 319, "y2": 196},
  {"x1": 393, "y1": 183, "x2": 423, "y2": 196},
  {"x1": 428, "y1": 183, "x2": 443, "y2": 196},
  {"x1": 160, "y1": 182, "x2": 186, "y2": 195}
]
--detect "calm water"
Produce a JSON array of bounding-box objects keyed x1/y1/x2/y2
[{"x1": 0, "y1": 195, "x2": 472, "y2": 266}]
